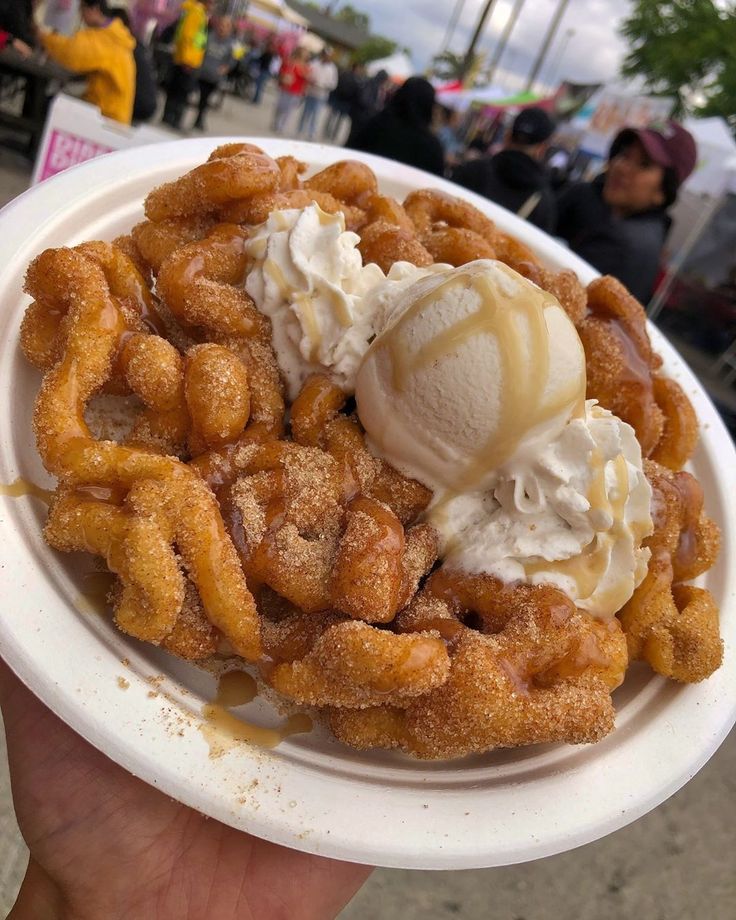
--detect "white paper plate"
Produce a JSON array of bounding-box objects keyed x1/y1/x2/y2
[{"x1": 0, "y1": 139, "x2": 734, "y2": 871}]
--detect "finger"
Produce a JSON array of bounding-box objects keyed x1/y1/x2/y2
[
  {"x1": 0, "y1": 655, "x2": 19, "y2": 705},
  {"x1": 0, "y1": 656, "x2": 69, "y2": 736},
  {"x1": 0, "y1": 657, "x2": 50, "y2": 737}
]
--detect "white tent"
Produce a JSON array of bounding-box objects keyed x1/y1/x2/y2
[
  {"x1": 366, "y1": 52, "x2": 414, "y2": 81},
  {"x1": 683, "y1": 117, "x2": 736, "y2": 197}
]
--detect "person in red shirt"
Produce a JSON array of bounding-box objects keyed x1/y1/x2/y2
[{"x1": 271, "y1": 46, "x2": 308, "y2": 134}]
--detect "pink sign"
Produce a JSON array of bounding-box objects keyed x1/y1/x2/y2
[{"x1": 37, "y1": 129, "x2": 114, "y2": 182}]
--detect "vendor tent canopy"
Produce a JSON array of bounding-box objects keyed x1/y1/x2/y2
[
  {"x1": 683, "y1": 117, "x2": 736, "y2": 198},
  {"x1": 435, "y1": 85, "x2": 509, "y2": 112},
  {"x1": 436, "y1": 86, "x2": 553, "y2": 113},
  {"x1": 479, "y1": 90, "x2": 556, "y2": 117},
  {"x1": 245, "y1": 0, "x2": 308, "y2": 31}
]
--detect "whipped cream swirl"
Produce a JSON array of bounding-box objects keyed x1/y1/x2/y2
[
  {"x1": 244, "y1": 204, "x2": 447, "y2": 398},
  {"x1": 431, "y1": 401, "x2": 653, "y2": 618}
]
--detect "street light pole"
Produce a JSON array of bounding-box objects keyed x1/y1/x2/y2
[
  {"x1": 486, "y1": 0, "x2": 526, "y2": 85},
  {"x1": 440, "y1": 0, "x2": 468, "y2": 54},
  {"x1": 544, "y1": 26, "x2": 575, "y2": 89},
  {"x1": 459, "y1": 0, "x2": 500, "y2": 84},
  {"x1": 525, "y1": 0, "x2": 572, "y2": 92}
]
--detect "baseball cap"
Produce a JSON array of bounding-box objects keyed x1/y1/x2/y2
[
  {"x1": 511, "y1": 107, "x2": 556, "y2": 145},
  {"x1": 611, "y1": 121, "x2": 697, "y2": 186}
]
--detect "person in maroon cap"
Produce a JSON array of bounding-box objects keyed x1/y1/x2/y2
[{"x1": 555, "y1": 121, "x2": 697, "y2": 303}]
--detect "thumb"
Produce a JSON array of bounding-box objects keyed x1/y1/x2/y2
[
  {"x1": 0, "y1": 657, "x2": 31, "y2": 731},
  {"x1": 0, "y1": 656, "x2": 82, "y2": 775}
]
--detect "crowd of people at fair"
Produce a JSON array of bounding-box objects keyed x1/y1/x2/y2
[{"x1": 0, "y1": 0, "x2": 698, "y2": 304}]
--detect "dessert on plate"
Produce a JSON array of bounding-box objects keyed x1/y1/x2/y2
[{"x1": 18, "y1": 143, "x2": 722, "y2": 759}]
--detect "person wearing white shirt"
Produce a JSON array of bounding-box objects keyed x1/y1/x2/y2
[{"x1": 298, "y1": 48, "x2": 338, "y2": 141}]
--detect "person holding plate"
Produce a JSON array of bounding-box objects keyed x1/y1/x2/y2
[{"x1": 0, "y1": 658, "x2": 372, "y2": 918}]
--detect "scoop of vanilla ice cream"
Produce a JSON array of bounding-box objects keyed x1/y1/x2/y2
[
  {"x1": 244, "y1": 204, "x2": 449, "y2": 398},
  {"x1": 355, "y1": 259, "x2": 653, "y2": 618},
  {"x1": 355, "y1": 260, "x2": 586, "y2": 492}
]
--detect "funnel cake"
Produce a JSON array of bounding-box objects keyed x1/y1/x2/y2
[{"x1": 19, "y1": 144, "x2": 722, "y2": 760}]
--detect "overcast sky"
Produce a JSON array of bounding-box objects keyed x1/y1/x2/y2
[{"x1": 350, "y1": 0, "x2": 632, "y2": 92}]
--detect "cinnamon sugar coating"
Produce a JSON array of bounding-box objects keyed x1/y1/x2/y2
[{"x1": 19, "y1": 146, "x2": 722, "y2": 760}]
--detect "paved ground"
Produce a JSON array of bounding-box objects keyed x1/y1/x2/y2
[{"x1": 0, "y1": 87, "x2": 734, "y2": 919}]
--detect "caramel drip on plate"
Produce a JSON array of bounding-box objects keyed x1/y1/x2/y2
[
  {"x1": 75, "y1": 571, "x2": 117, "y2": 616},
  {"x1": 216, "y1": 669, "x2": 258, "y2": 707},
  {"x1": 200, "y1": 669, "x2": 312, "y2": 756},
  {"x1": 0, "y1": 477, "x2": 54, "y2": 505}
]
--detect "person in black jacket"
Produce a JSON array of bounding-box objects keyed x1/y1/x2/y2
[
  {"x1": 349, "y1": 76, "x2": 445, "y2": 176},
  {"x1": 451, "y1": 107, "x2": 557, "y2": 232},
  {"x1": 555, "y1": 121, "x2": 697, "y2": 304},
  {"x1": 345, "y1": 68, "x2": 388, "y2": 147},
  {"x1": 323, "y1": 61, "x2": 363, "y2": 141}
]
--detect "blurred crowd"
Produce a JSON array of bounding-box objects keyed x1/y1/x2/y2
[
  {"x1": 324, "y1": 65, "x2": 697, "y2": 305},
  {"x1": 0, "y1": 0, "x2": 698, "y2": 305}
]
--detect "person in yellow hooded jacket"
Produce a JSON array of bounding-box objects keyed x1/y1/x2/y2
[
  {"x1": 162, "y1": 0, "x2": 214, "y2": 129},
  {"x1": 40, "y1": 0, "x2": 136, "y2": 125}
]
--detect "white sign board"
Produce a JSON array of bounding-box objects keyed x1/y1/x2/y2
[{"x1": 32, "y1": 94, "x2": 169, "y2": 185}]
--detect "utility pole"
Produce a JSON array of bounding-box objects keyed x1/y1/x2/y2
[
  {"x1": 486, "y1": 0, "x2": 526, "y2": 85},
  {"x1": 459, "y1": 0, "x2": 500, "y2": 84},
  {"x1": 440, "y1": 0, "x2": 468, "y2": 54},
  {"x1": 525, "y1": 0, "x2": 571, "y2": 92},
  {"x1": 544, "y1": 26, "x2": 575, "y2": 89}
]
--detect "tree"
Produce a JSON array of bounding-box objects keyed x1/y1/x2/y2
[
  {"x1": 352, "y1": 36, "x2": 397, "y2": 65},
  {"x1": 620, "y1": 0, "x2": 736, "y2": 128},
  {"x1": 334, "y1": 4, "x2": 370, "y2": 31},
  {"x1": 303, "y1": 2, "x2": 394, "y2": 64},
  {"x1": 430, "y1": 50, "x2": 466, "y2": 81},
  {"x1": 430, "y1": 49, "x2": 484, "y2": 85},
  {"x1": 304, "y1": 2, "x2": 370, "y2": 31}
]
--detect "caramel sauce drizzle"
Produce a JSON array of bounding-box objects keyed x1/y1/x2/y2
[
  {"x1": 0, "y1": 477, "x2": 54, "y2": 505},
  {"x1": 672, "y1": 471, "x2": 703, "y2": 573},
  {"x1": 375, "y1": 265, "x2": 584, "y2": 530},
  {"x1": 200, "y1": 669, "x2": 312, "y2": 756},
  {"x1": 75, "y1": 571, "x2": 117, "y2": 616},
  {"x1": 603, "y1": 318, "x2": 653, "y2": 394},
  {"x1": 259, "y1": 208, "x2": 353, "y2": 365},
  {"x1": 522, "y1": 449, "x2": 631, "y2": 607}
]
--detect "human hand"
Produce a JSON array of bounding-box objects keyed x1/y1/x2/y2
[
  {"x1": 0, "y1": 659, "x2": 372, "y2": 920},
  {"x1": 12, "y1": 39, "x2": 33, "y2": 59}
]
